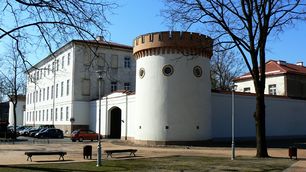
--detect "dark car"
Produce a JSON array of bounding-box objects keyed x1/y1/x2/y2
[
  {"x1": 29, "y1": 129, "x2": 41, "y2": 137},
  {"x1": 71, "y1": 129, "x2": 102, "y2": 142},
  {"x1": 35, "y1": 128, "x2": 64, "y2": 138}
]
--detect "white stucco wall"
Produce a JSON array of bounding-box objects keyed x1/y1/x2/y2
[
  {"x1": 235, "y1": 75, "x2": 285, "y2": 95},
  {"x1": 212, "y1": 92, "x2": 306, "y2": 139},
  {"x1": 90, "y1": 93, "x2": 136, "y2": 139},
  {"x1": 135, "y1": 53, "x2": 212, "y2": 142},
  {"x1": 8, "y1": 100, "x2": 25, "y2": 126}
]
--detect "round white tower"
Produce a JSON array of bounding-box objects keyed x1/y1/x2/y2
[{"x1": 133, "y1": 31, "x2": 213, "y2": 145}]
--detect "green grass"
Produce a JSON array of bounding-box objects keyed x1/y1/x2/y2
[{"x1": 0, "y1": 156, "x2": 294, "y2": 172}]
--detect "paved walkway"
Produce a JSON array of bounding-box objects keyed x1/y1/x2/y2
[{"x1": 0, "y1": 140, "x2": 305, "y2": 171}]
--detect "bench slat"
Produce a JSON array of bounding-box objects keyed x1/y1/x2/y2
[
  {"x1": 104, "y1": 149, "x2": 137, "y2": 158},
  {"x1": 25, "y1": 151, "x2": 67, "y2": 162}
]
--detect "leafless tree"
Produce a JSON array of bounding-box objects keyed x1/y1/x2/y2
[
  {"x1": 0, "y1": 0, "x2": 117, "y2": 68},
  {"x1": 163, "y1": 0, "x2": 306, "y2": 157},
  {"x1": 0, "y1": 43, "x2": 26, "y2": 139},
  {"x1": 211, "y1": 45, "x2": 245, "y2": 90}
]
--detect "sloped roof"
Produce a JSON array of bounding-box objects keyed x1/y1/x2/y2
[{"x1": 234, "y1": 60, "x2": 306, "y2": 81}]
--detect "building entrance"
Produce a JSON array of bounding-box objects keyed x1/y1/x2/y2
[{"x1": 109, "y1": 107, "x2": 121, "y2": 139}]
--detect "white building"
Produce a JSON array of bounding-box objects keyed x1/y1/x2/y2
[
  {"x1": 234, "y1": 60, "x2": 306, "y2": 98},
  {"x1": 89, "y1": 31, "x2": 306, "y2": 145},
  {"x1": 23, "y1": 31, "x2": 306, "y2": 144},
  {"x1": 24, "y1": 38, "x2": 135, "y2": 134}
]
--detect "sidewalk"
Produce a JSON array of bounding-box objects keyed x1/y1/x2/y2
[{"x1": 0, "y1": 140, "x2": 305, "y2": 171}]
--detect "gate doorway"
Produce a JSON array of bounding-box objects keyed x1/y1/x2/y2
[{"x1": 109, "y1": 107, "x2": 121, "y2": 139}]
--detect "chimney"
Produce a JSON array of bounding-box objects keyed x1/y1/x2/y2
[
  {"x1": 296, "y1": 62, "x2": 304, "y2": 66},
  {"x1": 277, "y1": 60, "x2": 286, "y2": 65},
  {"x1": 95, "y1": 36, "x2": 104, "y2": 41}
]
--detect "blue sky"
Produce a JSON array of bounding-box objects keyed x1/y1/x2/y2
[
  {"x1": 107, "y1": 0, "x2": 306, "y2": 65},
  {"x1": 1, "y1": 0, "x2": 305, "y2": 65}
]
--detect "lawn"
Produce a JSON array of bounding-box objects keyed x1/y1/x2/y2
[{"x1": 0, "y1": 156, "x2": 294, "y2": 172}]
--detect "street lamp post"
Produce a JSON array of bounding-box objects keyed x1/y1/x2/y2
[
  {"x1": 96, "y1": 70, "x2": 104, "y2": 167},
  {"x1": 231, "y1": 84, "x2": 237, "y2": 160}
]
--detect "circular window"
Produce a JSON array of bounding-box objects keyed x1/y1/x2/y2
[
  {"x1": 162, "y1": 65, "x2": 174, "y2": 76},
  {"x1": 193, "y1": 66, "x2": 202, "y2": 77},
  {"x1": 139, "y1": 68, "x2": 145, "y2": 78}
]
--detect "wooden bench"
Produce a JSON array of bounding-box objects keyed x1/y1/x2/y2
[
  {"x1": 104, "y1": 149, "x2": 137, "y2": 158},
  {"x1": 24, "y1": 151, "x2": 67, "y2": 161}
]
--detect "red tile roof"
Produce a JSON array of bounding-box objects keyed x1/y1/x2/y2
[{"x1": 234, "y1": 60, "x2": 306, "y2": 81}]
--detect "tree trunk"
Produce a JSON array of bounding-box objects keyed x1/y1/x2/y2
[{"x1": 255, "y1": 89, "x2": 269, "y2": 157}]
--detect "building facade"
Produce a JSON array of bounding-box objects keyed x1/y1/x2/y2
[
  {"x1": 89, "y1": 32, "x2": 306, "y2": 145},
  {"x1": 24, "y1": 38, "x2": 135, "y2": 134},
  {"x1": 234, "y1": 60, "x2": 306, "y2": 98}
]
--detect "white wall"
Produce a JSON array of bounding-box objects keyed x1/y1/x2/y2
[
  {"x1": 135, "y1": 54, "x2": 211, "y2": 142},
  {"x1": 212, "y1": 92, "x2": 306, "y2": 139},
  {"x1": 8, "y1": 100, "x2": 25, "y2": 126},
  {"x1": 90, "y1": 93, "x2": 136, "y2": 139}
]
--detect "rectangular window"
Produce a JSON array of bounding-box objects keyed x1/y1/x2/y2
[
  {"x1": 62, "y1": 56, "x2": 64, "y2": 69},
  {"x1": 51, "y1": 109, "x2": 53, "y2": 121},
  {"x1": 60, "y1": 107, "x2": 63, "y2": 121},
  {"x1": 55, "y1": 108, "x2": 58, "y2": 121},
  {"x1": 66, "y1": 106, "x2": 69, "y2": 121},
  {"x1": 44, "y1": 69, "x2": 46, "y2": 77},
  {"x1": 124, "y1": 56, "x2": 131, "y2": 68},
  {"x1": 48, "y1": 64, "x2": 50, "y2": 75},
  {"x1": 243, "y1": 87, "x2": 250, "y2": 93},
  {"x1": 124, "y1": 82, "x2": 130, "y2": 91},
  {"x1": 39, "y1": 89, "x2": 42, "y2": 102},
  {"x1": 43, "y1": 88, "x2": 45, "y2": 101},
  {"x1": 67, "y1": 53, "x2": 71, "y2": 66},
  {"x1": 52, "y1": 62, "x2": 55, "y2": 73},
  {"x1": 51, "y1": 85, "x2": 54, "y2": 99},
  {"x1": 111, "y1": 82, "x2": 117, "y2": 92},
  {"x1": 47, "y1": 87, "x2": 49, "y2": 100},
  {"x1": 40, "y1": 70, "x2": 42, "y2": 79},
  {"x1": 61, "y1": 81, "x2": 64, "y2": 97},
  {"x1": 39, "y1": 110, "x2": 41, "y2": 121},
  {"x1": 56, "y1": 84, "x2": 58, "y2": 98},
  {"x1": 37, "y1": 71, "x2": 39, "y2": 80},
  {"x1": 42, "y1": 110, "x2": 45, "y2": 121},
  {"x1": 268, "y1": 84, "x2": 277, "y2": 95},
  {"x1": 56, "y1": 60, "x2": 59, "y2": 71},
  {"x1": 67, "y1": 80, "x2": 70, "y2": 96},
  {"x1": 36, "y1": 91, "x2": 38, "y2": 102},
  {"x1": 46, "y1": 109, "x2": 49, "y2": 121}
]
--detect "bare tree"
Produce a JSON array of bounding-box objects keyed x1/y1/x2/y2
[
  {"x1": 163, "y1": 0, "x2": 306, "y2": 157},
  {"x1": 211, "y1": 45, "x2": 245, "y2": 90},
  {"x1": 0, "y1": 43, "x2": 26, "y2": 139},
  {"x1": 0, "y1": 0, "x2": 117, "y2": 68}
]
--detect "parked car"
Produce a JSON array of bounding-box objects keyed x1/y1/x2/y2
[
  {"x1": 71, "y1": 129, "x2": 102, "y2": 142},
  {"x1": 19, "y1": 127, "x2": 33, "y2": 136},
  {"x1": 38, "y1": 125, "x2": 55, "y2": 129},
  {"x1": 35, "y1": 128, "x2": 64, "y2": 139},
  {"x1": 29, "y1": 129, "x2": 41, "y2": 137}
]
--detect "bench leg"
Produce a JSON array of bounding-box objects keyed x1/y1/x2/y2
[
  {"x1": 129, "y1": 152, "x2": 135, "y2": 157},
  {"x1": 59, "y1": 155, "x2": 65, "y2": 161},
  {"x1": 27, "y1": 156, "x2": 32, "y2": 162},
  {"x1": 106, "y1": 153, "x2": 112, "y2": 158}
]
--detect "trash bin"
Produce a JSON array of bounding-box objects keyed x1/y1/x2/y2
[
  {"x1": 83, "y1": 145, "x2": 92, "y2": 159},
  {"x1": 289, "y1": 146, "x2": 297, "y2": 160}
]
